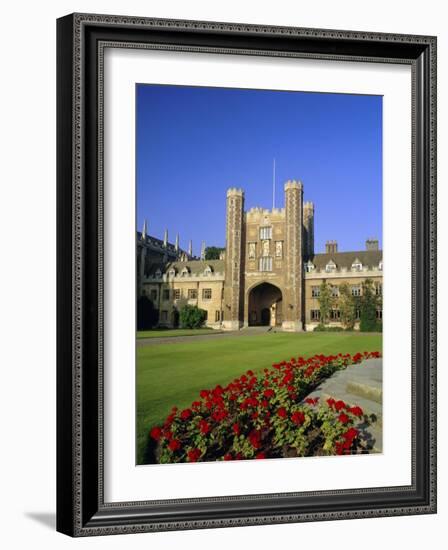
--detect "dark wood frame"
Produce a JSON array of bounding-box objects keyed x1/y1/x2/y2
[{"x1": 57, "y1": 13, "x2": 437, "y2": 537}]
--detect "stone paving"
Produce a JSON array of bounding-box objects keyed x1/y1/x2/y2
[{"x1": 305, "y1": 358, "x2": 383, "y2": 452}]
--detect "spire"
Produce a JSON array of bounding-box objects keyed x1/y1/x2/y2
[
  {"x1": 201, "y1": 241, "x2": 206, "y2": 260},
  {"x1": 175, "y1": 233, "x2": 179, "y2": 251},
  {"x1": 141, "y1": 219, "x2": 147, "y2": 240},
  {"x1": 188, "y1": 240, "x2": 193, "y2": 257},
  {"x1": 163, "y1": 229, "x2": 168, "y2": 247}
]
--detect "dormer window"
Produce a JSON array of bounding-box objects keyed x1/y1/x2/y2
[
  {"x1": 325, "y1": 260, "x2": 337, "y2": 273},
  {"x1": 154, "y1": 268, "x2": 162, "y2": 279},
  {"x1": 351, "y1": 259, "x2": 363, "y2": 272},
  {"x1": 167, "y1": 268, "x2": 176, "y2": 278},
  {"x1": 304, "y1": 261, "x2": 315, "y2": 273},
  {"x1": 181, "y1": 267, "x2": 190, "y2": 277},
  {"x1": 204, "y1": 265, "x2": 213, "y2": 275},
  {"x1": 379, "y1": 261, "x2": 383, "y2": 271}
]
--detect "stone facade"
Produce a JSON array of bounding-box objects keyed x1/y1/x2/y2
[{"x1": 138, "y1": 181, "x2": 383, "y2": 331}]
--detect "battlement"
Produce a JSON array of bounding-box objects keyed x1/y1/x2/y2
[
  {"x1": 227, "y1": 187, "x2": 244, "y2": 197},
  {"x1": 246, "y1": 207, "x2": 285, "y2": 219},
  {"x1": 284, "y1": 180, "x2": 303, "y2": 191},
  {"x1": 303, "y1": 201, "x2": 314, "y2": 210}
]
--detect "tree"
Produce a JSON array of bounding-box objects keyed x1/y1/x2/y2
[
  {"x1": 205, "y1": 246, "x2": 225, "y2": 260},
  {"x1": 137, "y1": 295, "x2": 159, "y2": 330},
  {"x1": 359, "y1": 278, "x2": 379, "y2": 332},
  {"x1": 338, "y1": 282, "x2": 356, "y2": 330},
  {"x1": 317, "y1": 281, "x2": 333, "y2": 325},
  {"x1": 179, "y1": 305, "x2": 207, "y2": 329}
]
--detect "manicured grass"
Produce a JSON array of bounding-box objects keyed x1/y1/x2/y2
[
  {"x1": 136, "y1": 331, "x2": 382, "y2": 464},
  {"x1": 137, "y1": 328, "x2": 219, "y2": 339}
]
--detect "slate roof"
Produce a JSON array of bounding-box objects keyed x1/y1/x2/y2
[
  {"x1": 308, "y1": 250, "x2": 382, "y2": 270},
  {"x1": 147, "y1": 259, "x2": 225, "y2": 276}
]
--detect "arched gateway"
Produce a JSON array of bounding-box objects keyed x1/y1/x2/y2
[{"x1": 247, "y1": 282, "x2": 283, "y2": 327}]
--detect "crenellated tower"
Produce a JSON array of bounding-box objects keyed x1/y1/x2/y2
[
  {"x1": 223, "y1": 188, "x2": 245, "y2": 330},
  {"x1": 283, "y1": 180, "x2": 303, "y2": 331}
]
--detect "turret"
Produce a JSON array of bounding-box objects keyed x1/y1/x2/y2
[
  {"x1": 283, "y1": 180, "x2": 303, "y2": 331},
  {"x1": 141, "y1": 219, "x2": 147, "y2": 241},
  {"x1": 223, "y1": 188, "x2": 245, "y2": 330}
]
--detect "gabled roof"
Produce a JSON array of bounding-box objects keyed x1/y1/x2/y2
[
  {"x1": 147, "y1": 259, "x2": 225, "y2": 277},
  {"x1": 309, "y1": 250, "x2": 382, "y2": 270}
]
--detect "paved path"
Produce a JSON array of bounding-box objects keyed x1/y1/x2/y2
[
  {"x1": 305, "y1": 358, "x2": 383, "y2": 452},
  {"x1": 137, "y1": 326, "x2": 272, "y2": 347}
]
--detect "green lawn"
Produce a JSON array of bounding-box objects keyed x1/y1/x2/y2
[
  {"x1": 136, "y1": 331, "x2": 382, "y2": 464},
  {"x1": 137, "y1": 328, "x2": 219, "y2": 339}
]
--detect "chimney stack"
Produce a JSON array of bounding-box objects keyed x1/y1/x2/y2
[
  {"x1": 366, "y1": 238, "x2": 379, "y2": 251},
  {"x1": 325, "y1": 240, "x2": 338, "y2": 254}
]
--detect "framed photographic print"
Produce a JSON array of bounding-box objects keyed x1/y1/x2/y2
[{"x1": 56, "y1": 13, "x2": 437, "y2": 536}]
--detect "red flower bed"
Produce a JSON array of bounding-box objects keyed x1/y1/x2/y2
[{"x1": 149, "y1": 351, "x2": 381, "y2": 463}]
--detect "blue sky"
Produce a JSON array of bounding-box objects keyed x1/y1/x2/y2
[{"x1": 136, "y1": 84, "x2": 382, "y2": 256}]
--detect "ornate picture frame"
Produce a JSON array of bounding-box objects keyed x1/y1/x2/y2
[{"x1": 56, "y1": 13, "x2": 437, "y2": 536}]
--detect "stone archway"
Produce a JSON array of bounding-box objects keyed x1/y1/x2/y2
[{"x1": 248, "y1": 283, "x2": 283, "y2": 327}]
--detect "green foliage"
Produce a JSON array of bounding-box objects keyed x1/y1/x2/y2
[
  {"x1": 204, "y1": 246, "x2": 225, "y2": 260},
  {"x1": 359, "y1": 279, "x2": 380, "y2": 332},
  {"x1": 137, "y1": 295, "x2": 159, "y2": 330},
  {"x1": 338, "y1": 282, "x2": 356, "y2": 330},
  {"x1": 179, "y1": 305, "x2": 207, "y2": 329},
  {"x1": 317, "y1": 281, "x2": 333, "y2": 325},
  {"x1": 313, "y1": 324, "x2": 345, "y2": 332}
]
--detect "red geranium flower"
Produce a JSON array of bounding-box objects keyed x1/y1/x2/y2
[
  {"x1": 180, "y1": 408, "x2": 192, "y2": 420},
  {"x1": 305, "y1": 397, "x2": 319, "y2": 406},
  {"x1": 291, "y1": 411, "x2": 305, "y2": 425},
  {"x1": 232, "y1": 423, "x2": 240, "y2": 435},
  {"x1": 277, "y1": 407, "x2": 288, "y2": 418},
  {"x1": 223, "y1": 453, "x2": 233, "y2": 461},
  {"x1": 338, "y1": 413, "x2": 350, "y2": 424},
  {"x1": 335, "y1": 400, "x2": 346, "y2": 411},
  {"x1": 255, "y1": 452, "x2": 266, "y2": 459},
  {"x1": 168, "y1": 439, "x2": 181, "y2": 452},
  {"x1": 343, "y1": 427, "x2": 359, "y2": 441},
  {"x1": 149, "y1": 426, "x2": 162, "y2": 441},
  {"x1": 199, "y1": 419, "x2": 210, "y2": 435},
  {"x1": 248, "y1": 429, "x2": 261, "y2": 449},
  {"x1": 348, "y1": 406, "x2": 363, "y2": 417},
  {"x1": 187, "y1": 448, "x2": 202, "y2": 462},
  {"x1": 263, "y1": 389, "x2": 275, "y2": 398}
]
